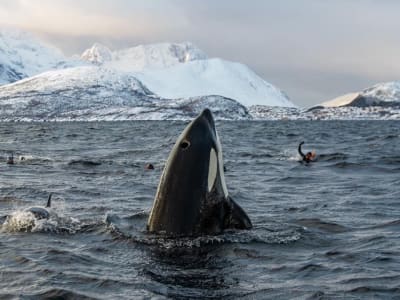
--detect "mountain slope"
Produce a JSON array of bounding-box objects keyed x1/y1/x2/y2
[
  {"x1": 81, "y1": 43, "x2": 294, "y2": 107},
  {"x1": 0, "y1": 66, "x2": 250, "y2": 121},
  {"x1": 0, "y1": 28, "x2": 294, "y2": 114},
  {"x1": 315, "y1": 81, "x2": 400, "y2": 109},
  {"x1": 0, "y1": 29, "x2": 79, "y2": 85},
  {"x1": 134, "y1": 58, "x2": 294, "y2": 107}
]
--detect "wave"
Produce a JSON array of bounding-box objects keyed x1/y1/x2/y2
[
  {"x1": 104, "y1": 213, "x2": 303, "y2": 249},
  {"x1": 381, "y1": 156, "x2": 400, "y2": 164},
  {"x1": 295, "y1": 218, "x2": 348, "y2": 233},
  {"x1": 348, "y1": 286, "x2": 400, "y2": 294},
  {"x1": 383, "y1": 134, "x2": 399, "y2": 140},
  {"x1": 68, "y1": 159, "x2": 102, "y2": 167},
  {"x1": 367, "y1": 219, "x2": 400, "y2": 229},
  {"x1": 317, "y1": 152, "x2": 348, "y2": 161},
  {"x1": 0, "y1": 209, "x2": 83, "y2": 234},
  {"x1": 330, "y1": 161, "x2": 361, "y2": 168},
  {"x1": 0, "y1": 153, "x2": 53, "y2": 164},
  {"x1": 236, "y1": 151, "x2": 273, "y2": 158},
  {"x1": 19, "y1": 288, "x2": 96, "y2": 300},
  {"x1": 0, "y1": 195, "x2": 27, "y2": 205}
]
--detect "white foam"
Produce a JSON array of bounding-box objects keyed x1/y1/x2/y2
[{"x1": 1, "y1": 211, "x2": 39, "y2": 232}]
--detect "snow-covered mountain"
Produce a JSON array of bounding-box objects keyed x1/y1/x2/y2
[
  {"x1": 80, "y1": 43, "x2": 294, "y2": 107},
  {"x1": 0, "y1": 66, "x2": 250, "y2": 121},
  {"x1": 81, "y1": 42, "x2": 208, "y2": 71},
  {"x1": 360, "y1": 82, "x2": 400, "y2": 106},
  {"x1": 0, "y1": 27, "x2": 294, "y2": 110},
  {"x1": 313, "y1": 81, "x2": 400, "y2": 109},
  {"x1": 133, "y1": 58, "x2": 294, "y2": 107},
  {"x1": 0, "y1": 29, "x2": 79, "y2": 85},
  {"x1": 0, "y1": 28, "x2": 294, "y2": 121},
  {"x1": 1, "y1": 28, "x2": 399, "y2": 120},
  {"x1": 0, "y1": 65, "x2": 398, "y2": 120},
  {"x1": 294, "y1": 82, "x2": 400, "y2": 120}
]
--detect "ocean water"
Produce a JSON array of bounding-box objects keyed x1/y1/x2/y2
[{"x1": 0, "y1": 120, "x2": 399, "y2": 299}]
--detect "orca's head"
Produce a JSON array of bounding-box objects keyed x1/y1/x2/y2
[
  {"x1": 148, "y1": 109, "x2": 229, "y2": 235},
  {"x1": 25, "y1": 207, "x2": 50, "y2": 220}
]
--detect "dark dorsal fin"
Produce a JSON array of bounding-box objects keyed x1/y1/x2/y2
[{"x1": 46, "y1": 193, "x2": 52, "y2": 208}]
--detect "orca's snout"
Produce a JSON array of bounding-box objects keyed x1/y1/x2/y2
[{"x1": 199, "y1": 108, "x2": 215, "y2": 130}]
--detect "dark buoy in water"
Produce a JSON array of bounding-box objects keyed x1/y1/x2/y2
[
  {"x1": 6, "y1": 153, "x2": 14, "y2": 165},
  {"x1": 145, "y1": 163, "x2": 154, "y2": 170}
]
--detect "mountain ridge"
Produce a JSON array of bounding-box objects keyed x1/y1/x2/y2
[
  {"x1": 314, "y1": 81, "x2": 400, "y2": 109},
  {"x1": 0, "y1": 66, "x2": 251, "y2": 121},
  {"x1": 0, "y1": 29, "x2": 294, "y2": 109}
]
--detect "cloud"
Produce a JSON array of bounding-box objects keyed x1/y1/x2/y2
[{"x1": 0, "y1": 0, "x2": 188, "y2": 38}]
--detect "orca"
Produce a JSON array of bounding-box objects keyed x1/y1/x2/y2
[
  {"x1": 147, "y1": 109, "x2": 252, "y2": 236},
  {"x1": 24, "y1": 193, "x2": 52, "y2": 220},
  {"x1": 0, "y1": 194, "x2": 53, "y2": 227}
]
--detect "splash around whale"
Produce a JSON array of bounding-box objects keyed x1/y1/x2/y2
[
  {"x1": 0, "y1": 194, "x2": 53, "y2": 232},
  {"x1": 147, "y1": 109, "x2": 252, "y2": 237}
]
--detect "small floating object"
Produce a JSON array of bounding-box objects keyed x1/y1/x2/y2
[
  {"x1": 6, "y1": 153, "x2": 14, "y2": 165},
  {"x1": 145, "y1": 163, "x2": 155, "y2": 170}
]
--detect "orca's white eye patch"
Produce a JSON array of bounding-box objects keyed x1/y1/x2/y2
[
  {"x1": 208, "y1": 148, "x2": 218, "y2": 192},
  {"x1": 180, "y1": 140, "x2": 190, "y2": 150}
]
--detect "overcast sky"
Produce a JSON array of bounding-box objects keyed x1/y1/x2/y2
[{"x1": 1, "y1": 0, "x2": 399, "y2": 107}]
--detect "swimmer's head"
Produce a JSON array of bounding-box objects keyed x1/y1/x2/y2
[
  {"x1": 145, "y1": 163, "x2": 154, "y2": 170},
  {"x1": 305, "y1": 152, "x2": 313, "y2": 161},
  {"x1": 6, "y1": 153, "x2": 14, "y2": 165}
]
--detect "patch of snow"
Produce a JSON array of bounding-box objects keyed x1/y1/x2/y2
[
  {"x1": 0, "y1": 28, "x2": 82, "y2": 85},
  {"x1": 133, "y1": 58, "x2": 294, "y2": 107},
  {"x1": 81, "y1": 42, "x2": 208, "y2": 71},
  {"x1": 319, "y1": 92, "x2": 360, "y2": 107},
  {"x1": 361, "y1": 81, "x2": 400, "y2": 103}
]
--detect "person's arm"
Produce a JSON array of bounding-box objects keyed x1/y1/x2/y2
[{"x1": 298, "y1": 141, "x2": 305, "y2": 158}]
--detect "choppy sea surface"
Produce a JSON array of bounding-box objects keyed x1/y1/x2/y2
[{"x1": 0, "y1": 120, "x2": 399, "y2": 299}]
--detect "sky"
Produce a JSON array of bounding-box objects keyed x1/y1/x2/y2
[{"x1": 0, "y1": 0, "x2": 399, "y2": 107}]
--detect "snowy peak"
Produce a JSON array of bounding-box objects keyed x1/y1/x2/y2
[
  {"x1": 315, "y1": 81, "x2": 400, "y2": 109},
  {"x1": 81, "y1": 42, "x2": 208, "y2": 71},
  {"x1": 0, "y1": 28, "x2": 78, "y2": 85},
  {"x1": 362, "y1": 81, "x2": 400, "y2": 103},
  {"x1": 81, "y1": 43, "x2": 112, "y2": 65}
]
